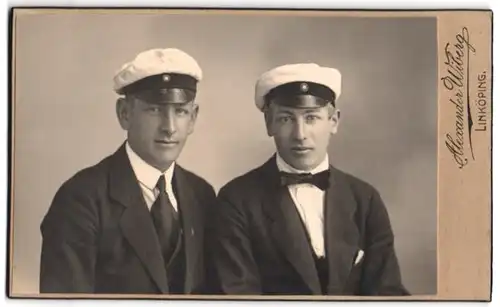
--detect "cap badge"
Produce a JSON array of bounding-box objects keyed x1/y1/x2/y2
[
  {"x1": 163, "y1": 74, "x2": 171, "y2": 82},
  {"x1": 300, "y1": 83, "x2": 309, "y2": 92}
]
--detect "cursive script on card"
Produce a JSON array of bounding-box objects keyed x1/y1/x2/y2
[{"x1": 441, "y1": 27, "x2": 476, "y2": 169}]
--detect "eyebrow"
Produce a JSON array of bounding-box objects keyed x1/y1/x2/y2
[
  {"x1": 275, "y1": 108, "x2": 322, "y2": 116},
  {"x1": 275, "y1": 110, "x2": 294, "y2": 116},
  {"x1": 140, "y1": 101, "x2": 193, "y2": 108},
  {"x1": 302, "y1": 109, "x2": 322, "y2": 114},
  {"x1": 177, "y1": 102, "x2": 193, "y2": 108}
]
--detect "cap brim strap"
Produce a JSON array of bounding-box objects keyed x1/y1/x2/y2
[
  {"x1": 264, "y1": 81, "x2": 336, "y2": 108},
  {"x1": 132, "y1": 88, "x2": 196, "y2": 104},
  {"x1": 268, "y1": 95, "x2": 333, "y2": 109},
  {"x1": 121, "y1": 73, "x2": 198, "y2": 96}
]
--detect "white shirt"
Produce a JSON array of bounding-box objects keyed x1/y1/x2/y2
[
  {"x1": 125, "y1": 142, "x2": 178, "y2": 212},
  {"x1": 276, "y1": 154, "x2": 329, "y2": 258}
]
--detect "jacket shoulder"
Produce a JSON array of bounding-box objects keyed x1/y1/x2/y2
[
  {"x1": 331, "y1": 167, "x2": 382, "y2": 201},
  {"x1": 218, "y1": 162, "x2": 269, "y2": 197},
  {"x1": 54, "y1": 154, "x2": 114, "y2": 197},
  {"x1": 175, "y1": 164, "x2": 216, "y2": 196},
  {"x1": 42, "y1": 153, "x2": 115, "y2": 232},
  {"x1": 333, "y1": 168, "x2": 382, "y2": 211},
  {"x1": 333, "y1": 166, "x2": 378, "y2": 190},
  {"x1": 59, "y1": 156, "x2": 111, "y2": 192}
]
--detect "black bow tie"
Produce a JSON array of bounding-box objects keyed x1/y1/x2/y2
[{"x1": 279, "y1": 170, "x2": 330, "y2": 191}]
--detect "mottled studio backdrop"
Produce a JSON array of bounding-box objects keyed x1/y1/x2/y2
[{"x1": 12, "y1": 12, "x2": 437, "y2": 295}]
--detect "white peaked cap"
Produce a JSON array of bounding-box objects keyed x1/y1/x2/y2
[
  {"x1": 254, "y1": 63, "x2": 342, "y2": 111},
  {"x1": 113, "y1": 48, "x2": 203, "y2": 95}
]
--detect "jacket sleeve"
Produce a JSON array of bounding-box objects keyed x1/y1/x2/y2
[
  {"x1": 208, "y1": 187, "x2": 262, "y2": 294},
  {"x1": 39, "y1": 180, "x2": 99, "y2": 293},
  {"x1": 360, "y1": 189, "x2": 411, "y2": 296}
]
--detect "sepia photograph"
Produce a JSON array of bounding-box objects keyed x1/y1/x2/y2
[{"x1": 7, "y1": 8, "x2": 491, "y2": 301}]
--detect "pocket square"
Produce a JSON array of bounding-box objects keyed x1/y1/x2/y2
[{"x1": 354, "y1": 249, "x2": 364, "y2": 266}]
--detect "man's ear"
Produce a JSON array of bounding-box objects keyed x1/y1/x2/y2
[
  {"x1": 187, "y1": 103, "x2": 199, "y2": 135},
  {"x1": 330, "y1": 109, "x2": 341, "y2": 134},
  {"x1": 116, "y1": 97, "x2": 131, "y2": 130}
]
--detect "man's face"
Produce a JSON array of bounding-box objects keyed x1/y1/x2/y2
[
  {"x1": 117, "y1": 97, "x2": 198, "y2": 172},
  {"x1": 266, "y1": 102, "x2": 339, "y2": 171}
]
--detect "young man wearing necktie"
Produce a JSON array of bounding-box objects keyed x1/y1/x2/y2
[
  {"x1": 210, "y1": 63, "x2": 409, "y2": 296},
  {"x1": 39, "y1": 48, "x2": 216, "y2": 294}
]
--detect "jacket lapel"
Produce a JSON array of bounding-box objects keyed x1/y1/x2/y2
[
  {"x1": 261, "y1": 157, "x2": 322, "y2": 294},
  {"x1": 172, "y1": 166, "x2": 199, "y2": 293},
  {"x1": 108, "y1": 144, "x2": 169, "y2": 293},
  {"x1": 324, "y1": 167, "x2": 360, "y2": 294}
]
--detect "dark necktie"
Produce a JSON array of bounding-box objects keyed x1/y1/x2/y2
[
  {"x1": 150, "y1": 174, "x2": 179, "y2": 262},
  {"x1": 279, "y1": 169, "x2": 330, "y2": 191}
]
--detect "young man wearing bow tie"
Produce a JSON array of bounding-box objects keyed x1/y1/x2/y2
[{"x1": 209, "y1": 63, "x2": 409, "y2": 296}]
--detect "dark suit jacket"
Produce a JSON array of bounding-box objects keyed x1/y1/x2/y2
[
  {"x1": 209, "y1": 156, "x2": 409, "y2": 296},
  {"x1": 39, "y1": 143, "x2": 216, "y2": 294}
]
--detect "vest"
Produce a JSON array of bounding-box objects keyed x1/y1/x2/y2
[
  {"x1": 313, "y1": 253, "x2": 329, "y2": 294},
  {"x1": 292, "y1": 202, "x2": 329, "y2": 294},
  {"x1": 159, "y1": 208, "x2": 186, "y2": 294}
]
